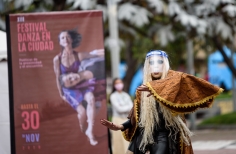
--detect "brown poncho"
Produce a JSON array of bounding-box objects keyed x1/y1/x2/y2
[
  {"x1": 146, "y1": 70, "x2": 223, "y2": 114},
  {"x1": 122, "y1": 70, "x2": 223, "y2": 154}
]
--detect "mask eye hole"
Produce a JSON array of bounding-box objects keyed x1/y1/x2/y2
[
  {"x1": 149, "y1": 60, "x2": 154, "y2": 65},
  {"x1": 149, "y1": 59, "x2": 163, "y2": 65},
  {"x1": 158, "y1": 60, "x2": 163, "y2": 64}
]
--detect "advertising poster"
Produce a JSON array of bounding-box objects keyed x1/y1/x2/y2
[{"x1": 6, "y1": 10, "x2": 108, "y2": 154}]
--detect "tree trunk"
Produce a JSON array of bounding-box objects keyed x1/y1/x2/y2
[
  {"x1": 212, "y1": 37, "x2": 236, "y2": 77},
  {"x1": 123, "y1": 40, "x2": 139, "y2": 93},
  {"x1": 52, "y1": 0, "x2": 66, "y2": 11}
]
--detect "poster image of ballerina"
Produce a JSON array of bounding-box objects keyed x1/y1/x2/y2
[{"x1": 6, "y1": 11, "x2": 108, "y2": 154}]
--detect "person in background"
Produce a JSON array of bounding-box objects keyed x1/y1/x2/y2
[{"x1": 110, "y1": 78, "x2": 133, "y2": 154}]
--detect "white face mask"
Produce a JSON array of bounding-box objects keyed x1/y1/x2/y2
[
  {"x1": 115, "y1": 83, "x2": 124, "y2": 91},
  {"x1": 148, "y1": 56, "x2": 164, "y2": 73}
]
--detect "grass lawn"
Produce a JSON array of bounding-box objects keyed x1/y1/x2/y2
[
  {"x1": 215, "y1": 91, "x2": 232, "y2": 99},
  {"x1": 198, "y1": 111, "x2": 236, "y2": 126}
]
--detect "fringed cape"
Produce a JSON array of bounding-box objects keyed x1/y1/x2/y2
[{"x1": 122, "y1": 70, "x2": 223, "y2": 154}]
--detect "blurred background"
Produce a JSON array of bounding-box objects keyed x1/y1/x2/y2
[{"x1": 1, "y1": 0, "x2": 236, "y2": 154}]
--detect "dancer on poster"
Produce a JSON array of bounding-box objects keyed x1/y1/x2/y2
[
  {"x1": 53, "y1": 28, "x2": 104, "y2": 146},
  {"x1": 101, "y1": 50, "x2": 223, "y2": 153}
]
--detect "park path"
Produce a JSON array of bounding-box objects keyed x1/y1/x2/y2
[{"x1": 191, "y1": 129, "x2": 236, "y2": 154}]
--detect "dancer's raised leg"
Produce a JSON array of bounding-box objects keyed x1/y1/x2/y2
[
  {"x1": 84, "y1": 92, "x2": 98, "y2": 146},
  {"x1": 76, "y1": 104, "x2": 86, "y2": 132}
]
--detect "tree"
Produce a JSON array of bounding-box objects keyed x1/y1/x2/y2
[{"x1": 1, "y1": 0, "x2": 236, "y2": 93}]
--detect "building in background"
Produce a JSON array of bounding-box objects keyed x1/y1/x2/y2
[{"x1": 208, "y1": 46, "x2": 236, "y2": 91}]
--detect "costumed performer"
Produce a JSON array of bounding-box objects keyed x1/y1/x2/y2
[{"x1": 100, "y1": 50, "x2": 223, "y2": 154}]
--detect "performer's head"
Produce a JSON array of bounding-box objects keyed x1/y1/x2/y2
[
  {"x1": 59, "y1": 73, "x2": 81, "y2": 88},
  {"x1": 143, "y1": 50, "x2": 169, "y2": 83},
  {"x1": 58, "y1": 28, "x2": 82, "y2": 49},
  {"x1": 60, "y1": 71, "x2": 93, "y2": 88}
]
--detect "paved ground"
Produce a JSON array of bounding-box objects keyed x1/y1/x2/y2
[{"x1": 191, "y1": 129, "x2": 236, "y2": 154}]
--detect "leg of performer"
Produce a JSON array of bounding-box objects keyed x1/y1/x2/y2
[
  {"x1": 150, "y1": 132, "x2": 169, "y2": 154},
  {"x1": 76, "y1": 104, "x2": 86, "y2": 132},
  {"x1": 84, "y1": 91, "x2": 98, "y2": 146}
]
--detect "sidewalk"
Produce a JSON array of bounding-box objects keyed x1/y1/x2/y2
[
  {"x1": 191, "y1": 129, "x2": 236, "y2": 154},
  {"x1": 191, "y1": 129, "x2": 236, "y2": 141}
]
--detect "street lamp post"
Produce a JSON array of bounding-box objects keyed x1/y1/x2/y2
[
  {"x1": 187, "y1": 38, "x2": 196, "y2": 130},
  {"x1": 108, "y1": 0, "x2": 120, "y2": 79}
]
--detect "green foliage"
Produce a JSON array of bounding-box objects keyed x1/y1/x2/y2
[
  {"x1": 2, "y1": 0, "x2": 236, "y2": 84},
  {"x1": 215, "y1": 91, "x2": 232, "y2": 99},
  {"x1": 199, "y1": 112, "x2": 236, "y2": 125},
  {"x1": 131, "y1": 37, "x2": 155, "y2": 61},
  {"x1": 160, "y1": 36, "x2": 187, "y2": 70}
]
